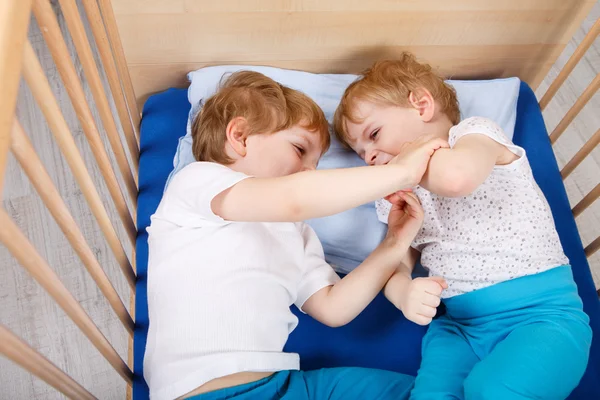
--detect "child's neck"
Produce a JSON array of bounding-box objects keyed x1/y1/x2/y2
[{"x1": 427, "y1": 113, "x2": 454, "y2": 141}]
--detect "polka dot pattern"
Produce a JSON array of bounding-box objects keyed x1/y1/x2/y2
[{"x1": 376, "y1": 117, "x2": 568, "y2": 298}]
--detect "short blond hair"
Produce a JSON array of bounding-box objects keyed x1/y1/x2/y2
[
  {"x1": 333, "y1": 53, "x2": 460, "y2": 147},
  {"x1": 192, "y1": 71, "x2": 330, "y2": 164}
]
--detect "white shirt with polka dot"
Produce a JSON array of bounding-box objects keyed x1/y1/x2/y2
[{"x1": 376, "y1": 116, "x2": 569, "y2": 298}]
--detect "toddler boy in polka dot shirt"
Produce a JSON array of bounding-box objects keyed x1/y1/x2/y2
[{"x1": 334, "y1": 53, "x2": 592, "y2": 399}]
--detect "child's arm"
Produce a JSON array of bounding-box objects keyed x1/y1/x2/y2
[
  {"x1": 419, "y1": 134, "x2": 517, "y2": 197},
  {"x1": 212, "y1": 137, "x2": 448, "y2": 222},
  {"x1": 301, "y1": 192, "x2": 423, "y2": 327},
  {"x1": 383, "y1": 248, "x2": 447, "y2": 326}
]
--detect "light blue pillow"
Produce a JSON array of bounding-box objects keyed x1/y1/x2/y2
[{"x1": 169, "y1": 66, "x2": 520, "y2": 273}]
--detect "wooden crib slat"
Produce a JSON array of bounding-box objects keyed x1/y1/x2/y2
[
  {"x1": 54, "y1": 0, "x2": 139, "y2": 186},
  {"x1": 0, "y1": 0, "x2": 32, "y2": 193},
  {"x1": 549, "y1": 72, "x2": 600, "y2": 144},
  {"x1": 539, "y1": 18, "x2": 600, "y2": 111},
  {"x1": 11, "y1": 120, "x2": 135, "y2": 336},
  {"x1": 72, "y1": 0, "x2": 140, "y2": 167},
  {"x1": 561, "y1": 128, "x2": 600, "y2": 179},
  {"x1": 0, "y1": 210, "x2": 133, "y2": 384},
  {"x1": 22, "y1": 41, "x2": 137, "y2": 289},
  {"x1": 585, "y1": 236, "x2": 599, "y2": 258},
  {"x1": 97, "y1": 0, "x2": 141, "y2": 141},
  {"x1": 0, "y1": 325, "x2": 97, "y2": 400},
  {"x1": 33, "y1": 0, "x2": 137, "y2": 238},
  {"x1": 573, "y1": 182, "x2": 600, "y2": 218}
]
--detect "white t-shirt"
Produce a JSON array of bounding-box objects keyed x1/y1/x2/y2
[
  {"x1": 376, "y1": 117, "x2": 569, "y2": 298},
  {"x1": 144, "y1": 162, "x2": 340, "y2": 400}
]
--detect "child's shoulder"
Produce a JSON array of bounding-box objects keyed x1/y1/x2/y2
[
  {"x1": 454, "y1": 116, "x2": 503, "y2": 133},
  {"x1": 169, "y1": 162, "x2": 237, "y2": 190},
  {"x1": 177, "y1": 161, "x2": 231, "y2": 178},
  {"x1": 450, "y1": 116, "x2": 508, "y2": 147}
]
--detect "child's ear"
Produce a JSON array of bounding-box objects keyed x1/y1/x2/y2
[
  {"x1": 225, "y1": 117, "x2": 250, "y2": 157},
  {"x1": 408, "y1": 89, "x2": 435, "y2": 122}
]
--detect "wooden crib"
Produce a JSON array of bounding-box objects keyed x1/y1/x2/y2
[{"x1": 1, "y1": 0, "x2": 598, "y2": 398}]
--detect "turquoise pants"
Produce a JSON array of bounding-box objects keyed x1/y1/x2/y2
[
  {"x1": 411, "y1": 266, "x2": 592, "y2": 400},
  {"x1": 189, "y1": 367, "x2": 414, "y2": 400}
]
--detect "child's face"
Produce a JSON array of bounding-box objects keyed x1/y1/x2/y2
[
  {"x1": 344, "y1": 100, "x2": 427, "y2": 165},
  {"x1": 242, "y1": 125, "x2": 323, "y2": 178}
]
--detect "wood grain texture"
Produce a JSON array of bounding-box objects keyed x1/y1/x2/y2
[
  {"x1": 0, "y1": 208, "x2": 132, "y2": 383},
  {"x1": 540, "y1": 18, "x2": 600, "y2": 110},
  {"x1": 111, "y1": 0, "x2": 596, "y2": 102},
  {"x1": 0, "y1": 0, "x2": 32, "y2": 193},
  {"x1": 33, "y1": 0, "x2": 138, "y2": 235},
  {"x1": 97, "y1": 0, "x2": 142, "y2": 140},
  {"x1": 536, "y1": 2, "x2": 600, "y2": 286},
  {"x1": 77, "y1": 0, "x2": 140, "y2": 167},
  {"x1": 11, "y1": 120, "x2": 134, "y2": 335},
  {"x1": 1, "y1": 2, "x2": 131, "y2": 398},
  {"x1": 1, "y1": 1, "x2": 599, "y2": 399},
  {"x1": 22, "y1": 40, "x2": 136, "y2": 288},
  {"x1": 0, "y1": 324, "x2": 96, "y2": 400},
  {"x1": 58, "y1": 0, "x2": 140, "y2": 180}
]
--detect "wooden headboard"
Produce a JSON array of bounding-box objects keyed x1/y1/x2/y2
[{"x1": 111, "y1": 0, "x2": 596, "y2": 105}]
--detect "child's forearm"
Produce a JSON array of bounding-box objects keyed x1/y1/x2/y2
[
  {"x1": 383, "y1": 247, "x2": 418, "y2": 310},
  {"x1": 420, "y1": 135, "x2": 500, "y2": 197},
  {"x1": 419, "y1": 148, "x2": 474, "y2": 197},
  {"x1": 214, "y1": 164, "x2": 414, "y2": 222},
  {"x1": 302, "y1": 235, "x2": 412, "y2": 327}
]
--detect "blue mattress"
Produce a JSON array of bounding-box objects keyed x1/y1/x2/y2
[{"x1": 133, "y1": 82, "x2": 600, "y2": 399}]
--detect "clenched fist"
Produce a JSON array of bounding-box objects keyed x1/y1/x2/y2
[{"x1": 395, "y1": 276, "x2": 448, "y2": 326}]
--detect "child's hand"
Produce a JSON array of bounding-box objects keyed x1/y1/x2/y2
[
  {"x1": 397, "y1": 276, "x2": 448, "y2": 326},
  {"x1": 384, "y1": 191, "x2": 424, "y2": 245},
  {"x1": 389, "y1": 136, "x2": 449, "y2": 187}
]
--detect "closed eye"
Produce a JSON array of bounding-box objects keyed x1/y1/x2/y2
[
  {"x1": 369, "y1": 129, "x2": 380, "y2": 141},
  {"x1": 293, "y1": 144, "x2": 305, "y2": 156}
]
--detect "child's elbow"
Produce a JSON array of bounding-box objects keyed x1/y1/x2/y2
[
  {"x1": 323, "y1": 316, "x2": 350, "y2": 328},
  {"x1": 441, "y1": 170, "x2": 478, "y2": 198}
]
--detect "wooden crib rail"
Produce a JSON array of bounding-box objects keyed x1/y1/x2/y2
[
  {"x1": 539, "y1": 18, "x2": 600, "y2": 111},
  {"x1": 10, "y1": 120, "x2": 134, "y2": 335},
  {"x1": 539, "y1": 17, "x2": 600, "y2": 262},
  {"x1": 22, "y1": 40, "x2": 137, "y2": 287},
  {"x1": 0, "y1": 325, "x2": 97, "y2": 400},
  {"x1": 69, "y1": 0, "x2": 140, "y2": 172},
  {"x1": 33, "y1": 0, "x2": 137, "y2": 237},
  {"x1": 0, "y1": 0, "x2": 139, "y2": 397},
  {"x1": 0, "y1": 0, "x2": 32, "y2": 194}
]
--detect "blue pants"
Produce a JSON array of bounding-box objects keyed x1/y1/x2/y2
[
  {"x1": 411, "y1": 266, "x2": 592, "y2": 400},
  {"x1": 189, "y1": 367, "x2": 414, "y2": 400}
]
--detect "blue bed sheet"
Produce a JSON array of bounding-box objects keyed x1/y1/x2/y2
[{"x1": 134, "y1": 83, "x2": 600, "y2": 399}]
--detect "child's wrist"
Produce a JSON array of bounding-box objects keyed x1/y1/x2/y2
[
  {"x1": 389, "y1": 164, "x2": 414, "y2": 189},
  {"x1": 387, "y1": 274, "x2": 411, "y2": 311},
  {"x1": 382, "y1": 233, "x2": 412, "y2": 257}
]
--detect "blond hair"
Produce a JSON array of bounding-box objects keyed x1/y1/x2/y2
[
  {"x1": 333, "y1": 53, "x2": 460, "y2": 147},
  {"x1": 192, "y1": 71, "x2": 330, "y2": 164}
]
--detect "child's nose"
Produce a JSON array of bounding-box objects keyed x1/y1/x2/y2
[{"x1": 366, "y1": 149, "x2": 378, "y2": 166}]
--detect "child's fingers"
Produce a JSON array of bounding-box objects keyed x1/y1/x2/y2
[
  {"x1": 385, "y1": 189, "x2": 414, "y2": 202},
  {"x1": 398, "y1": 192, "x2": 423, "y2": 216},
  {"x1": 421, "y1": 136, "x2": 450, "y2": 151},
  {"x1": 399, "y1": 191, "x2": 420, "y2": 205},
  {"x1": 412, "y1": 315, "x2": 433, "y2": 326},
  {"x1": 420, "y1": 292, "x2": 442, "y2": 308},
  {"x1": 428, "y1": 276, "x2": 448, "y2": 290},
  {"x1": 422, "y1": 279, "x2": 444, "y2": 296},
  {"x1": 416, "y1": 306, "x2": 437, "y2": 318},
  {"x1": 385, "y1": 192, "x2": 406, "y2": 207}
]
